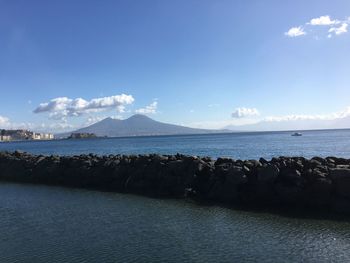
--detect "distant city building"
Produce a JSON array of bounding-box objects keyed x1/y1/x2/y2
[
  {"x1": 32, "y1": 133, "x2": 41, "y2": 140},
  {"x1": 42, "y1": 133, "x2": 54, "y2": 140},
  {"x1": 0, "y1": 135, "x2": 11, "y2": 142},
  {"x1": 32, "y1": 133, "x2": 54, "y2": 140},
  {"x1": 0, "y1": 129, "x2": 54, "y2": 141}
]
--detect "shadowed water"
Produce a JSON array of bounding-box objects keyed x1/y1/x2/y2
[
  {"x1": 0, "y1": 182, "x2": 350, "y2": 263},
  {"x1": 1, "y1": 129, "x2": 350, "y2": 159}
]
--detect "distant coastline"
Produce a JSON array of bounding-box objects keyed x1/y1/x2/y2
[
  {"x1": 54, "y1": 126, "x2": 349, "y2": 140},
  {"x1": 0, "y1": 129, "x2": 54, "y2": 143},
  {"x1": 1, "y1": 127, "x2": 350, "y2": 143}
]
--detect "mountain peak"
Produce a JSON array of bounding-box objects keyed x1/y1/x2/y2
[
  {"x1": 100, "y1": 117, "x2": 119, "y2": 123},
  {"x1": 71, "y1": 114, "x2": 224, "y2": 137},
  {"x1": 126, "y1": 114, "x2": 153, "y2": 121}
]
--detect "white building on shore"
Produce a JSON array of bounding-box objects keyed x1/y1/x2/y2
[
  {"x1": 0, "y1": 129, "x2": 54, "y2": 141},
  {"x1": 0, "y1": 135, "x2": 11, "y2": 142},
  {"x1": 32, "y1": 133, "x2": 54, "y2": 140},
  {"x1": 42, "y1": 133, "x2": 54, "y2": 140}
]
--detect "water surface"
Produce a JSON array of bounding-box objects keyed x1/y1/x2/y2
[
  {"x1": 1, "y1": 129, "x2": 350, "y2": 159},
  {"x1": 1, "y1": 183, "x2": 350, "y2": 263},
  {"x1": 2, "y1": 130, "x2": 350, "y2": 262}
]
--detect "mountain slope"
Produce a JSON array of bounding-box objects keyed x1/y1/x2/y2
[{"x1": 71, "y1": 114, "x2": 227, "y2": 137}]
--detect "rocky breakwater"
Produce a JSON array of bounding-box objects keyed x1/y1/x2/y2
[{"x1": 1, "y1": 151, "x2": 350, "y2": 215}]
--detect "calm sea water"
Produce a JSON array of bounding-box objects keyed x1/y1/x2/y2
[
  {"x1": 1, "y1": 130, "x2": 350, "y2": 262},
  {"x1": 0, "y1": 182, "x2": 350, "y2": 263},
  {"x1": 1, "y1": 129, "x2": 350, "y2": 159}
]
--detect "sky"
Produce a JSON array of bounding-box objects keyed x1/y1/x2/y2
[{"x1": 0, "y1": 0, "x2": 350, "y2": 132}]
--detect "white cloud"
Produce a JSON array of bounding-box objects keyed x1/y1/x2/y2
[
  {"x1": 0, "y1": 114, "x2": 75, "y2": 133},
  {"x1": 164, "y1": 106, "x2": 350, "y2": 131},
  {"x1": 84, "y1": 115, "x2": 122, "y2": 126},
  {"x1": 309, "y1": 15, "x2": 339, "y2": 26},
  {"x1": 285, "y1": 27, "x2": 306, "y2": 37},
  {"x1": 34, "y1": 94, "x2": 134, "y2": 120},
  {"x1": 85, "y1": 116, "x2": 106, "y2": 126},
  {"x1": 135, "y1": 101, "x2": 158, "y2": 114},
  {"x1": 329, "y1": 23, "x2": 348, "y2": 35},
  {"x1": 42, "y1": 122, "x2": 75, "y2": 131},
  {"x1": 232, "y1": 107, "x2": 260, "y2": 118},
  {"x1": 264, "y1": 115, "x2": 323, "y2": 122},
  {"x1": 286, "y1": 15, "x2": 349, "y2": 38},
  {"x1": 0, "y1": 115, "x2": 10, "y2": 127},
  {"x1": 187, "y1": 119, "x2": 258, "y2": 129},
  {"x1": 225, "y1": 106, "x2": 350, "y2": 131},
  {"x1": 0, "y1": 117, "x2": 38, "y2": 131},
  {"x1": 263, "y1": 107, "x2": 350, "y2": 122}
]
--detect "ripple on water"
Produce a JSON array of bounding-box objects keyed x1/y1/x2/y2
[
  {"x1": 0, "y1": 183, "x2": 350, "y2": 263},
  {"x1": 1, "y1": 130, "x2": 350, "y2": 159}
]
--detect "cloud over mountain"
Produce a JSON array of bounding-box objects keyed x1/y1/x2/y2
[
  {"x1": 226, "y1": 106, "x2": 350, "y2": 131},
  {"x1": 309, "y1": 15, "x2": 339, "y2": 26},
  {"x1": 263, "y1": 107, "x2": 350, "y2": 122},
  {"x1": 231, "y1": 107, "x2": 260, "y2": 118},
  {"x1": 34, "y1": 94, "x2": 134, "y2": 120},
  {"x1": 135, "y1": 101, "x2": 158, "y2": 114}
]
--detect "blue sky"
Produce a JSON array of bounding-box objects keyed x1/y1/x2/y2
[{"x1": 0, "y1": 0, "x2": 350, "y2": 132}]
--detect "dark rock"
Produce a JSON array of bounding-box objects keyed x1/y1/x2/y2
[
  {"x1": 311, "y1": 157, "x2": 326, "y2": 165},
  {"x1": 279, "y1": 168, "x2": 303, "y2": 185},
  {"x1": 259, "y1": 158, "x2": 268, "y2": 165},
  {"x1": 1, "y1": 151, "x2": 350, "y2": 216},
  {"x1": 274, "y1": 183, "x2": 304, "y2": 206},
  {"x1": 331, "y1": 196, "x2": 350, "y2": 214},
  {"x1": 215, "y1": 157, "x2": 233, "y2": 166},
  {"x1": 207, "y1": 166, "x2": 247, "y2": 203},
  {"x1": 336, "y1": 165, "x2": 350, "y2": 169},
  {"x1": 305, "y1": 178, "x2": 332, "y2": 207},
  {"x1": 257, "y1": 164, "x2": 279, "y2": 183},
  {"x1": 329, "y1": 168, "x2": 350, "y2": 198}
]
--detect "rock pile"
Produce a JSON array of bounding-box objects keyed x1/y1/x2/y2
[{"x1": 1, "y1": 151, "x2": 350, "y2": 215}]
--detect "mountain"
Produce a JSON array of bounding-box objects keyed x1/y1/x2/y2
[
  {"x1": 225, "y1": 116, "x2": 350, "y2": 132},
  {"x1": 66, "y1": 114, "x2": 227, "y2": 137}
]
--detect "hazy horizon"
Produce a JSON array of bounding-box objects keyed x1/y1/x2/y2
[
  {"x1": 45, "y1": 114, "x2": 350, "y2": 135},
  {"x1": 1, "y1": 0, "x2": 350, "y2": 133}
]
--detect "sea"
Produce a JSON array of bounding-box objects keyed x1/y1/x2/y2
[
  {"x1": 1, "y1": 129, "x2": 350, "y2": 262},
  {"x1": 1, "y1": 129, "x2": 350, "y2": 159}
]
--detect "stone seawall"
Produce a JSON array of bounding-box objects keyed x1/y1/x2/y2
[{"x1": 1, "y1": 151, "x2": 350, "y2": 215}]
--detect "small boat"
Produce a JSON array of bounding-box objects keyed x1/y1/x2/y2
[{"x1": 291, "y1": 132, "x2": 302, "y2": 136}]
